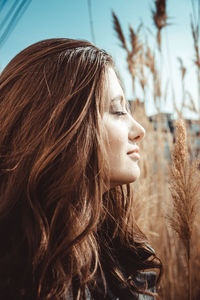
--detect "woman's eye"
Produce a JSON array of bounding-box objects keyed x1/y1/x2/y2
[{"x1": 114, "y1": 111, "x2": 127, "y2": 116}]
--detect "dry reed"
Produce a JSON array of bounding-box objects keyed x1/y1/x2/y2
[
  {"x1": 152, "y1": 0, "x2": 168, "y2": 51},
  {"x1": 112, "y1": 11, "x2": 143, "y2": 98},
  {"x1": 168, "y1": 119, "x2": 200, "y2": 300}
]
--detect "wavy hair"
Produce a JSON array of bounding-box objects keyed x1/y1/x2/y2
[{"x1": 0, "y1": 38, "x2": 161, "y2": 299}]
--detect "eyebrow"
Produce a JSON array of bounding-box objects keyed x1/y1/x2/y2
[
  {"x1": 111, "y1": 95, "x2": 124, "y2": 103},
  {"x1": 111, "y1": 95, "x2": 131, "y2": 113}
]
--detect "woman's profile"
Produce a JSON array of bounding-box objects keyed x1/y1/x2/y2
[{"x1": 0, "y1": 38, "x2": 162, "y2": 299}]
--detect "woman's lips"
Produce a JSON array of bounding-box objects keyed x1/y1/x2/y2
[
  {"x1": 127, "y1": 147, "x2": 140, "y2": 160},
  {"x1": 128, "y1": 152, "x2": 140, "y2": 160}
]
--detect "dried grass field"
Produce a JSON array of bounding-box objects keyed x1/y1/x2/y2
[
  {"x1": 112, "y1": 1, "x2": 200, "y2": 299},
  {"x1": 133, "y1": 107, "x2": 200, "y2": 300}
]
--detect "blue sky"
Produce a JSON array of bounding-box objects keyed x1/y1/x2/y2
[{"x1": 0, "y1": 0, "x2": 198, "y2": 117}]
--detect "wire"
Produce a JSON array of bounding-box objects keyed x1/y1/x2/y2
[
  {"x1": 0, "y1": 0, "x2": 31, "y2": 48},
  {"x1": 0, "y1": 0, "x2": 7, "y2": 12},
  {"x1": 87, "y1": 0, "x2": 96, "y2": 44}
]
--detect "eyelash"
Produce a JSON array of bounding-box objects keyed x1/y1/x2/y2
[{"x1": 114, "y1": 111, "x2": 127, "y2": 116}]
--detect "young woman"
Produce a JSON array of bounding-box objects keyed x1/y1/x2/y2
[{"x1": 0, "y1": 38, "x2": 162, "y2": 299}]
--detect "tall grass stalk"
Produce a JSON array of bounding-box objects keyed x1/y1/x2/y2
[
  {"x1": 168, "y1": 119, "x2": 199, "y2": 300},
  {"x1": 152, "y1": 0, "x2": 168, "y2": 51},
  {"x1": 112, "y1": 11, "x2": 143, "y2": 99}
]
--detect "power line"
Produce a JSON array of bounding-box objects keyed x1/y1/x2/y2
[
  {"x1": 87, "y1": 0, "x2": 96, "y2": 44},
  {"x1": 0, "y1": 0, "x2": 31, "y2": 48}
]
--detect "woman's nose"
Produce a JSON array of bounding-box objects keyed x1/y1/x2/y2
[{"x1": 128, "y1": 119, "x2": 145, "y2": 143}]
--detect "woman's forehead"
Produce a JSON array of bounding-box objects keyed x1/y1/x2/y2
[{"x1": 105, "y1": 68, "x2": 124, "y2": 97}]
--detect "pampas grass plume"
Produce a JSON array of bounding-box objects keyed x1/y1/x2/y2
[{"x1": 169, "y1": 119, "x2": 200, "y2": 300}]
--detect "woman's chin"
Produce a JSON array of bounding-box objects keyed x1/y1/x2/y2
[{"x1": 109, "y1": 169, "x2": 141, "y2": 187}]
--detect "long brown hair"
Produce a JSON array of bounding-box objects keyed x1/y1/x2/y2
[{"x1": 0, "y1": 38, "x2": 161, "y2": 299}]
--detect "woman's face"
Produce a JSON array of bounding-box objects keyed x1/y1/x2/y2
[{"x1": 103, "y1": 68, "x2": 145, "y2": 187}]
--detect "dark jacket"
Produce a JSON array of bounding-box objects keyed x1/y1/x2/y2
[
  {"x1": 89, "y1": 271, "x2": 156, "y2": 300},
  {"x1": 68, "y1": 271, "x2": 156, "y2": 300}
]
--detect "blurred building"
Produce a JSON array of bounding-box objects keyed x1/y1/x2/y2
[
  {"x1": 185, "y1": 119, "x2": 200, "y2": 158},
  {"x1": 149, "y1": 113, "x2": 200, "y2": 160},
  {"x1": 149, "y1": 112, "x2": 174, "y2": 135}
]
